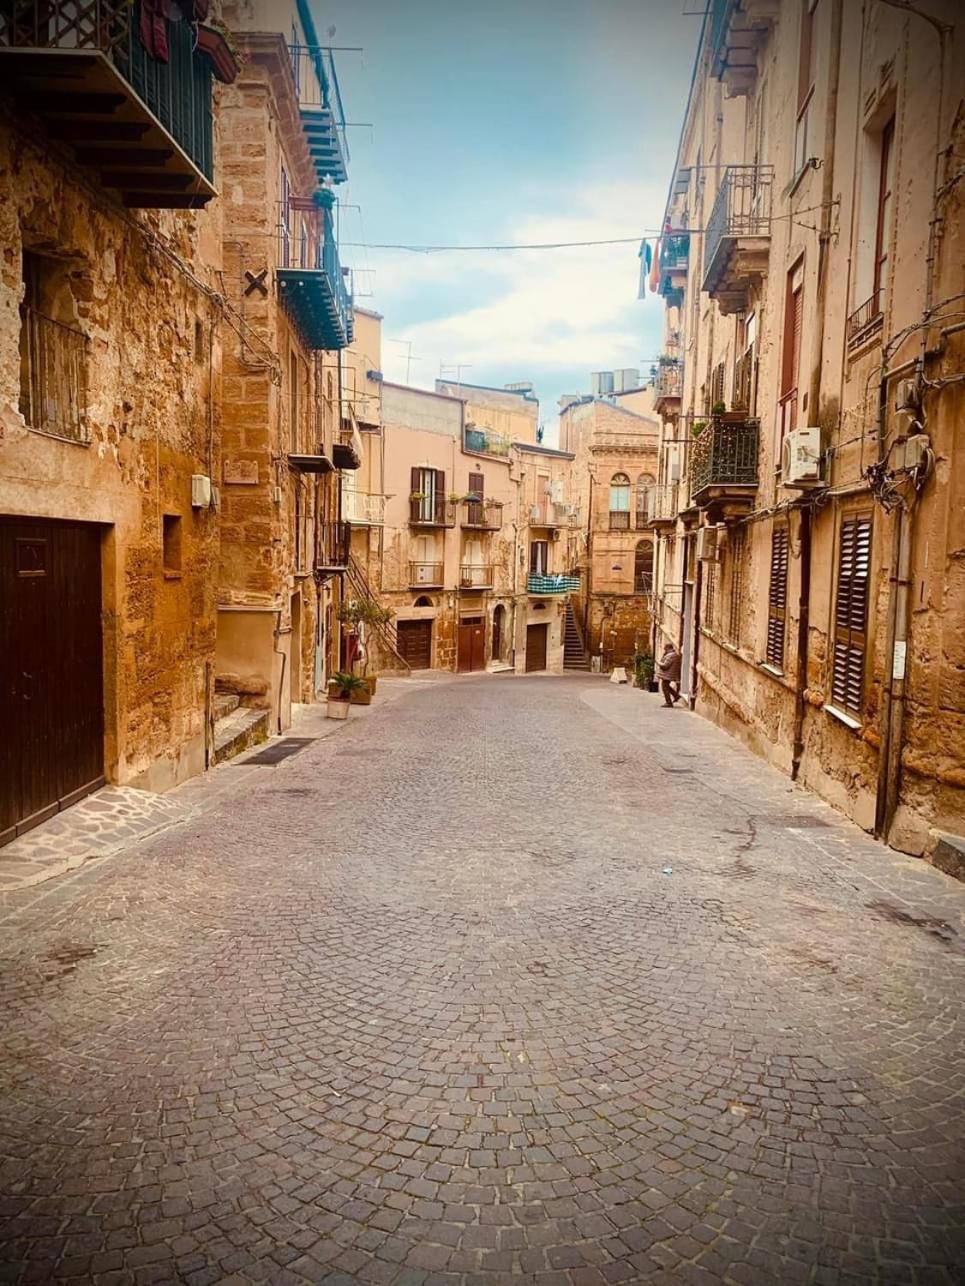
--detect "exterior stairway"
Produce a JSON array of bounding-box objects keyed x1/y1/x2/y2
[
  {"x1": 344, "y1": 555, "x2": 411, "y2": 673},
  {"x1": 563, "y1": 601, "x2": 590, "y2": 670}
]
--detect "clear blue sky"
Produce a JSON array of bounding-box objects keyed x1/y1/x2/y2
[{"x1": 315, "y1": 0, "x2": 699, "y2": 434}]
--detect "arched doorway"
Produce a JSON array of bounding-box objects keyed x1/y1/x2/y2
[
  {"x1": 492, "y1": 604, "x2": 505, "y2": 662},
  {"x1": 634, "y1": 539, "x2": 654, "y2": 592}
]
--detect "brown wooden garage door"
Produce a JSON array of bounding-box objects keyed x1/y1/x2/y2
[
  {"x1": 396, "y1": 618, "x2": 432, "y2": 669},
  {"x1": 0, "y1": 518, "x2": 104, "y2": 846},
  {"x1": 525, "y1": 622, "x2": 548, "y2": 672}
]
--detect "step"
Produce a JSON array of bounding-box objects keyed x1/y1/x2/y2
[
  {"x1": 213, "y1": 691, "x2": 241, "y2": 721},
  {"x1": 214, "y1": 708, "x2": 270, "y2": 764}
]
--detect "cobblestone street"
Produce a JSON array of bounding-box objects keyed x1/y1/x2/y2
[{"x1": 1, "y1": 675, "x2": 963, "y2": 1286}]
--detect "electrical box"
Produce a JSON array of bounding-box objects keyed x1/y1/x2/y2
[
  {"x1": 191, "y1": 474, "x2": 212, "y2": 508},
  {"x1": 895, "y1": 379, "x2": 919, "y2": 415},
  {"x1": 901, "y1": 433, "x2": 930, "y2": 471},
  {"x1": 781, "y1": 426, "x2": 822, "y2": 487}
]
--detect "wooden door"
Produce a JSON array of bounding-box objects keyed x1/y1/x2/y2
[
  {"x1": 492, "y1": 606, "x2": 503, "y2": 662},
  {"x1": 457, "y1": 617, "x2": 485, "y2": 672},
  {"x1": 0, "y1": 517, "x2": 104, "y2": 845},
  {"x1": 396, "y1": 619, "x2": 432, "y2": 669},
  {"x1": 525, "y1": 622, "x2": 548, "y2": 673}
]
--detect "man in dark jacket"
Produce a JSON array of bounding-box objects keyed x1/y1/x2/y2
[{"x1": 656, "y1": 641, "x2": 682, "y2": 707}]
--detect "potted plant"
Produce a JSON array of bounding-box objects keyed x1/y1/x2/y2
[
  {"x1": 632, "y1": 651, "x2": 656, "y2": 691},
  {"x1": 691, "y1": 420, "x2": 708, "y2": 438},
  {"x1": 327, "y1": 671, "x2": 367, "y2": 718}
]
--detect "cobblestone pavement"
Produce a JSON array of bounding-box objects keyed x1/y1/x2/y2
[{"x1": 1, "y1": 675, "x2": 963, "y2": 1286}]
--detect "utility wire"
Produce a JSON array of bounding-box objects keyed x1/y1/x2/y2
[{"x1": 339, "y1": 202, "x2": 838, "y2": 253}]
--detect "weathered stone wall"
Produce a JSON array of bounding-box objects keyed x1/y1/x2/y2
[{"x1": 0, "y1": 111, "x2": 224, "y2": 791}]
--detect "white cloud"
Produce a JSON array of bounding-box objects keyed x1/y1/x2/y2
[{"x1": 364, "y1": 179, "x2": 669, "y2": 406}]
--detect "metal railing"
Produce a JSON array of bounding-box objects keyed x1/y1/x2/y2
[
  {"x1": 530, "y1": 501, "x2": 578, "y2": 527},
  {"x1": 277, "y1": 203, "x2": 352, "y2": 329},
  {"x1": 527, "y1": 573, "x2": 581, "y2": 595},
  {"x1": 345, "y1": 554, "x2": 410, "y2": 673},
  {"x1": 463, "y1": 425, "x2": 510, "y2": 457},
  {"x1": 1, "y1": 1, "x2": 214, "y2": 179},
  {"x1": 461, "y1": 499, "x2": 502, "y2": 529},
  {"x1": 846, "y1": 290, "x2": 883, "y2": 347},
  {"x1": 409, "y1": 495, "x2": 453, "y2": 526},
  {"x1": 288, "y1": 42, "x2": 347, "y2": 130},
  {"x1": 650, "y1": 483, "x2": 680, "y2": 523},
  {"x1": 459, "y1": 564, "x2": 494, "y2": 589},
  {"x1": 342, "y1": 491, "x2": 385, "y2": 524},
  {"x1": 690, "y1": 420, "x2": 760, "y2": 497},
  {"x1": 654, "y1": 359, "x2": 683, "y2": 402},
  {"x1": 709, "y1": 0, "x2": 738, "y2": 77},
  {"x1": 704, "y1": 165, "x2": 773, "y2": 277},
  {"x1": 659, "y1": 233, "x2": 690, "y2": 272},
  {"x1": 18, "y1": 307, "x2": 89, "y2": 442},
  {"x1": 409, "y1": 561, "x2": 444, "y2": 587},
  {"x1": 609, "y1": 511, "x2": 631, "y2": 531},
  {"x1": 316, "y1": 520, "x2": 350, "y2": 569}
]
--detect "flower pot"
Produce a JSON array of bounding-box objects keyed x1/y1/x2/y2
[
  {"x1": 350, "y1": 684, "x2": 373, "y2": 706},
  {"x1": 326, "y1": 697, "x2": 351, "y2": 720}
]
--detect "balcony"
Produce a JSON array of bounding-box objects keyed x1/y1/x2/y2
[
  {"x1": 709, "y1": 0, "x2": 779, "y2": 98},
  {"x1": 657, "y1": 233, "x2": 689, "y2": 305},
  {"x1": 459, "y1": 564, "x2": 494, "y2": 590},
  {"x1": 288, "y1": 43, "x2": 348, "y2": 186},
  {"x1": 703, "y1": 166, "x2": 773, "y2": 314},
  {"x1": 530, "y1": 501, "x2": 578, "y2": 529},
  {"x1": 316, "y1": 521, "x2": 350, "y2": 573},
  {"x1": 0, "y1": 0, "x2": 226, "y2": 208},
  {"x1": 463, "y1": 424, "x2": 510, "y2": 457},
  {"x1": 409, "y1": 561, "x2": 444, "y2": 588},
  {"x1": 19, "y1": 307, "x2": 89, "y2": 443},
  {"x1": 647, "y1": 484, "x2": 681, "y2": 528},
  {"x1": 527, "y1": 573, "x2": 581, "y2": 596},
  {"x1": 689, "y1": 418, "x2": 759, "y2": 516},
  {"x1": 461, "y1": 499, "x2": 502, "y2": 530},
  {"x1": 653, "y1": 359, "x2": 683, "y2": 413},
  {"x1": 846, "y1": 290, "x2": 884, "y2": 351},
  {"x1": 342, "y1": 491, "x2": 385, "y2": 525},
  {"x1": 277, "y1": 206, "x2": 353, "y2": 351}
]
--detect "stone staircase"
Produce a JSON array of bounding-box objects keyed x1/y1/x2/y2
[
  {"x1": 563, "y1": 602, "x2": 590, "y2": 671},
  {"x1": 213, "y1": 690, "x2": 269, "y2": 764}
]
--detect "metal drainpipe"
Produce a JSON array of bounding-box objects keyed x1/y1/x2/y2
[
  {"x1": 790, "y1": 504, "x2": 813, "y2": 780},
  {"x1": 689, "y1": 547, "x2": 702, "y2": 710}
]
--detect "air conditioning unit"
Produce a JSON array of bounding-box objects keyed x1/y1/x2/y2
[
  {"x1": 696, "y1": 525, "x2": 720, "y2": 562},
  {"x1": 191, "y1": 474, "x2": 212, "y2": 508},
  {"x1": 781, "y1": 426, "x2": 822, "y2": 487}
]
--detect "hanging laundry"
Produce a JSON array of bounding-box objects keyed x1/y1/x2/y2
[
  {"x1": 648, "y1": 236, "x2": 662, "y2": 294},
  {"x1": 637, "y1": 240, "x2": 652, "y2": 300},
  {"x1": 139, "y1": 0, "x2": 170, "y2": 61}
]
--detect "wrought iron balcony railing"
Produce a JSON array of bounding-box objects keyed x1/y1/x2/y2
[
  {"x1": 316, "y1": 521, "x2": 350, "y2": 572},
  {"x1": 288, "y1": 42, "x2": 349, "y2": 186},
  {"x1": 527, "y1": 573, "x2": 581, "y2": 595},
  {"x1": 461, "y1": 499, "x2": 502, "y2": 529},
  {"x1": 277, "y1": 205, "x2": 353, "y2": 351},
  {"x1": 654, "y1": 359, "x2": 683, "y2": 405},
  {"x1": 409, "y1": 561, "x2": 444, "y2": 587},
  {"x1": 689, "y1": 419, "x2": 759, "y2": 502},
  {"x1": 648, "y1": 483, "x2": 681, "y2": 525},
  {"x1": 409, "y1": 495, "x2": 454, "y2": 527},
  {"x1": 459, "y1": 564, "x2": 494, "y2": 589},
  {"x1": 846, "y1": 290, "x2": 884, "y2": 349},
  {"x1": 19, "y1": 307, "x2": 89, "y2": 443},
  {"x1": 703, "y1": 166, "x2": 773, "y2": 310},
  {"x1": 530, "y1": 501, "x2": 578, "y2": 528},
  {"x1": 463, "y1": 425, "x2": 510, "y2": 457},
  {"x1": 0, "y1": 0, "x2": 219, "y2": 206}
]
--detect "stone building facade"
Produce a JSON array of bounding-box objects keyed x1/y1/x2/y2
[
  {"x1": 0, "y1": 0, "x2": 240, "y2": 842},
  {"x1": 648, "y1": 0, "x2": 965, "y2": 863},
  {"x1": 561, "y1": 398, "x2": 659, "y2": 667},
  {"x1": 214, "y1": 0, "x2": 357, "y2": 733}
]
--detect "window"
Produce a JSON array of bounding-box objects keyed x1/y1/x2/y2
[
  {"x1": 831, "y1": 513, "x2": 872, "y2": 717},
  {"x1": 19, "y1": 251, "x2": 89, "y2": 443},
  {"x1": 609, "y1": 473, "x2": 631, "y2": 530},
  {"x1": 727, "y1": 526, "x2": 745, "y2": 646},
  {"x1": 779, "y1": 258, "x2": 804, "y2": 446},
  {"x1": 410, "y1": 467, "x2": 446, "y2": 523},
  {"x1": 734, "y1": 312, "x2": 756, "y2": 412},
  {"x1": 636, "y1": 474, "x2": 655, "y2": 527},
  {"x1": 634, "y1": 540, "x2": 654, "y2": 593},
  {"x1": 710, "y1": 360, "x2": 726, "y2": 411},
  {"x1": 794, "y1": 0, "x2": 818, "y2": 176},
  {"x1": 162, "y1": 514, "x2": 182, "y2": 574},
  {"x1": 766, "y1": 525, "x2": 789, "y2": 669},
  {"x1": 530, "y1": 540, "x2": 548, "y2": 575},
  {"x1": 873, "y1": 117, "x2": 895, "y2": 312}
]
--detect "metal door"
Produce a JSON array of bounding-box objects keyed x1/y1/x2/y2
[
  {"x1": 396, "y1": 619, "x2": 432, "y2": 669},
  {"x1": 1, "y1": 518, "x2": 104, "y2": 845},
  {"x1": 525, "y1": 622, "x2": 548, "y2": 673}
]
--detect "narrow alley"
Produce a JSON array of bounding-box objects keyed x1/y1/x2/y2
[{"x1": 0, "y1": 675, "x2": 962, "y2": 1285}]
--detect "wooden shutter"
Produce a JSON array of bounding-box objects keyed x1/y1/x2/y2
[
  {"x1": 468, "y1": 471, "x2": 484, "y2": 501},
  {"x1": 728, "y1": 526, "x2": 745, "y2": 646},
  {"x1": 832, "y1": 514, "x2": 872, "y2": 715},
  {"x1": 782, "y1": 260, "x2": 804, "y2": 396},
  {"x1": 766, "y1": 525, "x2": 789, "y2": 668},
  {"x1": 434, "y1": 469, "x2": 446, "y2": 524},
  {"x1": 410, "y1": 466, "x2": 420, "y2": 522}
]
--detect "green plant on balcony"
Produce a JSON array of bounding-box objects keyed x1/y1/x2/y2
[
  {"x1": 692, "y1": 420, "x2": 708, "y2": 438},
  {"x1": 409, "y1": 491, "x2": 426, "y2": 501},
  {"x1": 711, "y1": 401, "x2": 727, "y2": 417}
]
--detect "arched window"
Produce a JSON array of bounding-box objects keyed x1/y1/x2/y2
[
  {"x1": 636, "y1": 473, "x2": 656, "y2": 527},
  {"x1": 414, "y1": 595, "x2": 434, "y2": 607},
  {"x1": 609, "y1": 473, "x2": 631, "y2": 530},
  {"x1": 634, "y1": 540, "x2": 654, "y2": 593}
]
